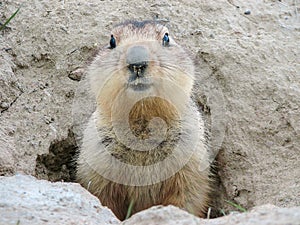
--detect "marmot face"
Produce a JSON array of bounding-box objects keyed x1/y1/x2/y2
[{"x1": 88, "y1": 21, "x2": 195, "y2": 121}]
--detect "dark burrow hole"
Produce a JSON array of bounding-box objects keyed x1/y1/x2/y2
[
  {"x1": 208, "y1": 156, "x2": 229, "y2": 218},
  {"x1": 35, "y1": 129, "x2": 78, "y2": 182},
  {"x1": 196, "y1": 95, "x2": 229, "y2": 218}
]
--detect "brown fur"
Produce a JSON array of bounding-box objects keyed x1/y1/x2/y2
[{"x1": 76, "y1": 20, "x2": 211, "y2": 220}]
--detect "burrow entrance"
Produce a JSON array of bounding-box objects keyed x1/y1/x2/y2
[{"x1": 35, "y1": 129, "x2": 78, "y2": 182}]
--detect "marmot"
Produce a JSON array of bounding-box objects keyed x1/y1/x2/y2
[{"x1": 76, "y1": 20, "x2": 211, "y2": 220}]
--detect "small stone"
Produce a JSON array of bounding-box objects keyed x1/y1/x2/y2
[
  {"x1": 0, "y1": 102, "x2": 9, "y2": 110},
  {"x1": 68, "y1": 68, "x2": 85, "y2": 81},
  {"x1": 43, "y1": 116, "x2": 54, "y2": 124},
  {"x1": 7, "y1": 128, "x2": 16, "y2": 136},
  {"x1": 244, "y1": 9, "x2": 251, "y2": 15},
  {"x1": 65, "y1": 90, "x2": 75, "y2": 98},
  {"x1": 191, "y1": 29, "x2": 203, "y2": 36}
]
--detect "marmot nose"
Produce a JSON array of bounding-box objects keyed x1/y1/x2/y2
[
  {"x1": 128, "y1": 63, "x2": 148, "y2": 78},
  {"x1": 126, "y1": 46, "x2": 149, "y2": 78}
]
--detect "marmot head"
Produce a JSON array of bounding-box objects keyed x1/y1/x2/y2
[{"x1": 88, "y1": 21, "x2": 195, "y2": 122}]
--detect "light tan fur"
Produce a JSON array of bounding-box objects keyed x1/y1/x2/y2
[{"x1": 76, "y1": 20, "x2": 211, "y2": 220}]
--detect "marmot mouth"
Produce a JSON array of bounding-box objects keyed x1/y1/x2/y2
[{"x1": 128, "y1": 77, "x2": 152, "y2": 91}]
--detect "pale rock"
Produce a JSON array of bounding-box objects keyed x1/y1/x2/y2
[{"x1": 0, "y1": 174, "x2": 119, "y2": 225}]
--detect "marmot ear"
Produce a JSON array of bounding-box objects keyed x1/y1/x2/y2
[
  {"x1": 111, "y1": 33, "x2": 118, "y2": 42},
  {"x1": 155, "y1": 24, "x2": 169, "y2": 40},
  {"x1": 110, "y1": 27, "x2": 121, "y2": 43}
]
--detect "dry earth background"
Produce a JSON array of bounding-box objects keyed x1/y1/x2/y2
[{"x1": 0, "y1": 0, "x2": 300, "y2": 224}]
